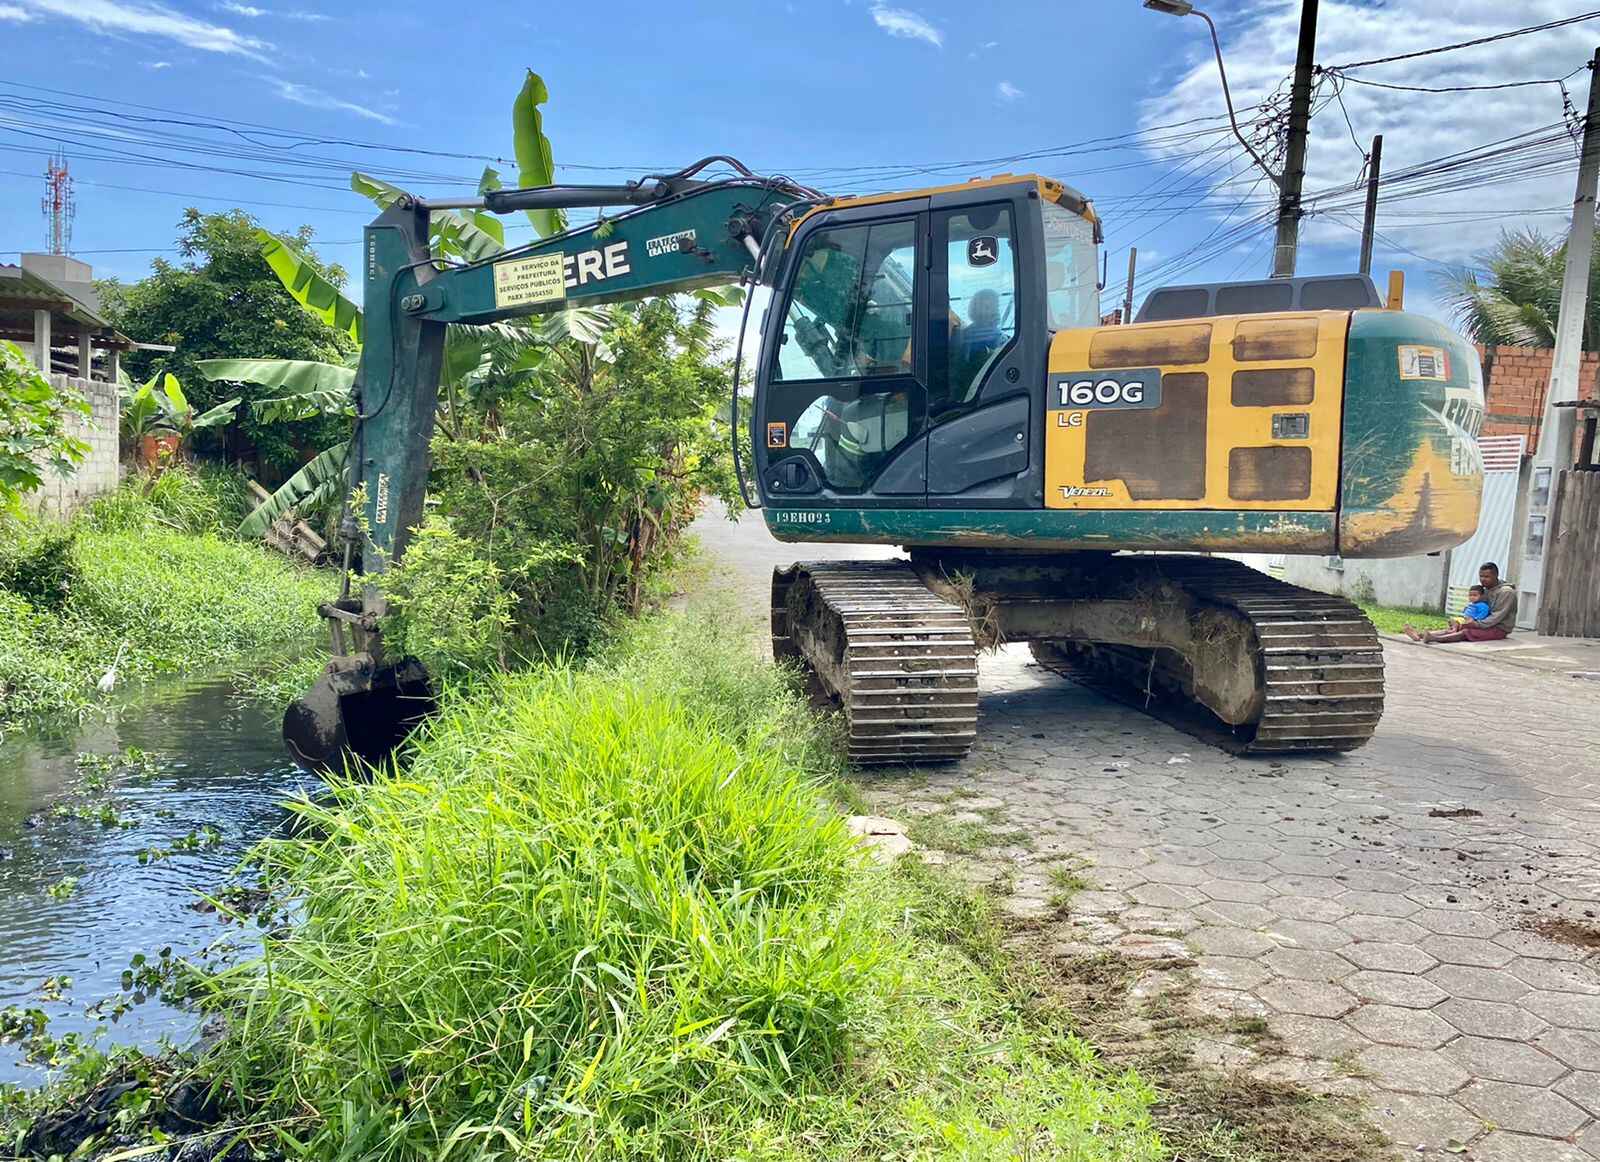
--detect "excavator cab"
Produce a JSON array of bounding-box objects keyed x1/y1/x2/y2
[{"x1": 752, "y1": 176, "x2": 1099, "y2": 511}]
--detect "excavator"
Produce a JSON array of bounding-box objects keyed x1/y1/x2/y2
[{"x1": 282, "y1": 156, "x2": 1485, "y2": 773}]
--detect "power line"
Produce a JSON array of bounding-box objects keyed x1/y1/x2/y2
[{"x1": 1323, "y1": 11, "x2": 1600, "y2": 72}]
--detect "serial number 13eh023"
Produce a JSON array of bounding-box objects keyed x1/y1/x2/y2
[{"x1": 280, "y1": 161, "x2": 1482, "y2": 774}]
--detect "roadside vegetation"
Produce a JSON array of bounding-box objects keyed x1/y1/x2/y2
[
  {"x1": 0, "y1": 465, "x2": 330, "y2": 730},
  {"x1": 5, "y1": 609, "x2": 1163, "y2": 1160}
]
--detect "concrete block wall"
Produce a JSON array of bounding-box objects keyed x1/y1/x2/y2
[{"x1": 31, "y1": 374, "x2": 120, "y2": 519}]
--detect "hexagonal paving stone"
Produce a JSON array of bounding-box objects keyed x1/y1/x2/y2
[
  {"x1": 1425, "y1": 963, "x2": 1533, "y2": 1003},
  {"x1": 1268, "y1": 1013, "x2": 1371, "y2": 1059},
  {"x1": 1554, "y1": 1071, "x2": 1600, "y2": 1118},
  {"x1": 1128, "y1": 882, "x2": 1206, "y2": 909},
  {"x1": 1344, "y1": 915, "x2": 1430, "y2": 944},
  {"x1": 1532, "y1": 1026, "x2": 1600, "y2": 1069},
  {"x1": 1140, "y1": 862, "x2": 1213, "y2": 887},
  {"x1": 1348, "y1": 1004, "x2": 1456, "y2": 1048},
  {"x1": 1188, "y1": 925, "x2": 1278, "y2": 958},
  {"x1": 1336, "y1": 889, "x2": 1423, "y2": 918},
  {"x1": 1493, "y1": 928, "x2": 1595, "y2": 962},
  {"x1": 1509, "y1": 957, "x2": 1600, "y2": 995},
  {"x1": 1194, "y1": 900, "x2": 1275, "y2": 928},
  {"x1": 1340, "y1": 941, "x2": 1440, "y2": 974},
  {"x1": 1194, "y1": 955, "x2": 1273, "y2": 991},
  {"x1": 1347, "y1": 970, "x2": 1450, "y2": 1008},
  {"x1": 1436, "y1": 997, "x2": 1551, "y2": 1041},
  {"x1": 1267, "y1": 894, "x2": 1350, "y2": 923},
  {"x1": 1257, "y1": 978, "x2": 1358, "y2": 1018},
  {"x1": 1458, "y1": 1080, "x2": 1588, "y2": 1137},
  {"x1": 1445, "y1": 1036, "x2": 1569, "y2": 1086},
  {"x1": 1410, "y1": 908, "x2": 1510, "y2": 937},
  {"x1": 1363, "y1": 1091, "x2": 1482, "y2": 1149},
  {"x1": 1468, "y1": 1131, "x2": 1595, "y2": 1162},
  {"x1": 1266, "y1": 948, "x2": 1356, "y2": 982},
  {"x1": 1420, "y1": 933, "x2": 1518, "y2": 968},
  {"x1": 1525, "y1": 990, "x2": 1600, "y2": 1031},
  {"x1": 1355, "y1": 1044, "x2": 1470, "y2": 1095},
  {"x1": 1265, "y1": 918, "x2": 1352, "y2": 951},
  {"x1": 1187, "y1": 987, "x2": 1271, "y2": 1021},
  {"x1": 1203, "y1": 878, "x2": 1278, "y2": 903}
]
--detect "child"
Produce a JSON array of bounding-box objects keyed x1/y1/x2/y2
[{"x1": 1455, "y1": 586, "x2": 1491, "y2": 629}]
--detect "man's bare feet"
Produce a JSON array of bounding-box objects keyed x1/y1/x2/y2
[{"x1": 1402, "y1": 624, "x2": 1424, "y2": 642}]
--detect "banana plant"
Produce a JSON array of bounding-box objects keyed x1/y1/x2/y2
[
  {"x1": 236, "y1": 443, "x2": 349, "y2": 539},
  {"x1": 121, "y1": 371, "x2": 239, "y2": 443}
]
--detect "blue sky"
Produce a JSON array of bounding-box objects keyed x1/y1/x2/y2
[{"x1": 1, "y1": 0, "x2": 1595, "y2": 327}]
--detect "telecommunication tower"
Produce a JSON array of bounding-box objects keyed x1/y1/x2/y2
[{"x1": 41, "y1": 150, "x2": 74, "y2": 255}]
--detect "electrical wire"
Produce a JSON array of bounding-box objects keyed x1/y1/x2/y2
[{"x1": 1322, "y1": 11, "x2": 1600, "y2": 72}]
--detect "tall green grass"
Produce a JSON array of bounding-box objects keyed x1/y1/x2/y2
[
  {"x1": 0, "y1": 471, "x2": 331, "y2": 728},
  {"x1": 207, "y1": 611, "x2": 1161, "y2": 1160}
]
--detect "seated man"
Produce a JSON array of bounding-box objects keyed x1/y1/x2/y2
[
  {"x1": 1404, "y1": 562, "x2": 1517, "y2": 643},
  {"x1": 960, "y1": 289, "x2": 1003, "y2": 362}
]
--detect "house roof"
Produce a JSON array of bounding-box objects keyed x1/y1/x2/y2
[{"x1": 0, "y1": 258, "x2": 136, "y2": 350}]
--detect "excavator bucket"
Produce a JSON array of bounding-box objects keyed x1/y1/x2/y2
[{"x1": 282, "y1": 656, "x2": 437, "y2": 775}]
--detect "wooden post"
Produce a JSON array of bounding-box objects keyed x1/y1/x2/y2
[
  {"x1": 78, "y1": 328, "x2": 93, "y2": 379},
  {"x1": 32, "y1": 308, "x2": 51, "y2": 374}
]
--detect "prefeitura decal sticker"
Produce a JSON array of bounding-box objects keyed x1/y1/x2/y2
[
  {"x1": 1397, "y1": 345, "x2": 1449, "y2": 381},
  {"x1": 767, "y1": 422, "x2": 788, "y2": 449}
]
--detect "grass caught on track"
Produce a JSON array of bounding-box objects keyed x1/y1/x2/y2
[{"x1": 201, "y1": 610, "x2": 1161, "y2": 1161}]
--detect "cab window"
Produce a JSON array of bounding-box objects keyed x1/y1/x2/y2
[
  {"x1": 939, "y1": 206, "x2": 1017, "y2": 412},
  {"x1": 1040, "y1": 201, "x2": 1099, "y2": 330},
  {"x1": 775, "y1": 220, "x2": 917, "y2": 382}
]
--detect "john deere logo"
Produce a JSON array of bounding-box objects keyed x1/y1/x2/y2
[{"x1": 968, "y1": 236, "x2": 999, "y2": 267}]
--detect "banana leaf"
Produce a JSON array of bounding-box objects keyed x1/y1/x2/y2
[
  {"x1": 512, "y1": 70, "x2": 564, "y2": 239},
  {"x1": 196, "y1": 358, "x2": 356, "y2": 422},
  {"x1": 238, "y1": 442, "x2": 349, "y2": 539},
  {"x1": 350, "y1": 173, "x2": 505, "y2": 264},
  {"x1": 257, "y1": 230, "x2": 364, "y2": 344}
]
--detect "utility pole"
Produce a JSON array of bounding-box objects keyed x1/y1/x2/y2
[
  {"x1": 1358, "y1": 134, "x2": 1383, "y2": 275},
  {"x1": 1123, "y1": 248, "x2": 1138, "y2": 324},
  {"x1": 1520, "y1": 48, "x2": 1600, "y2": 629},
  {"x1": 1271, "y1": 0, "x2": 1319, "y2": 278}
]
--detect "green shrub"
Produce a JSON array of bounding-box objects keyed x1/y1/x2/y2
[
  {"x1": 376, "y1": 517, "x2": 513, "y2": 677},
  {"x1": 0, "y1": 520, "x2": 78, "y2": 611}
]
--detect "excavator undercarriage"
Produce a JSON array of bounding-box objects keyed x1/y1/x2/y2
[{"x1": 770, "y1": 555, "x2": 1384, "y2": 762}]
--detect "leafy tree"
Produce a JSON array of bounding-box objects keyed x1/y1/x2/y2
[
  {"x1": 0, "y1": 341, "x2": 90, "y2": 512},
  {"x1": 1439, "y1": 227, "x2": 1600, "y2": 350},
  {"x1": 107, "y1": 209, "x2": 357, "y2": 477}
]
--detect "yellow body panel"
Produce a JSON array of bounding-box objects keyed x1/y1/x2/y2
[
  {"x1": 1044, "y1": 312, "x2": 1351, "y2": 511},
  {"x1": 784, "y1": 173, "x2": 1094, "y2": 245}
]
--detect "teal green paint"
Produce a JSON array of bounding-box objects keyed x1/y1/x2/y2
[
  {"x1": 762, "y1": 506, "x2": 1336, "y2": 553},
  {"x1": 1338, "y1": 309, "x2": 1484, "y2": 555},
  {"x1": 422, "y1": 188, "x2": 810, "y2": 323}
]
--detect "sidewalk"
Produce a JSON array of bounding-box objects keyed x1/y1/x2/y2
[{"x1": 1379, "y1": 628, "x2": 1600, "y2": 678}]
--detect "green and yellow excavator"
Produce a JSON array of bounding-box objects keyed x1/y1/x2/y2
[{"x1": 282, "y1": 156, "x2": 1485, "y2": 772}]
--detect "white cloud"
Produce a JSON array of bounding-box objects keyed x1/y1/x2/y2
[
  {"x1": 270, "y1": 79, "x2": 397, "y2": 125},
  {"x1": 996, "y1": 80, "x2": 1024, "y2": 102},
  {"x1": 219, "y1": 1, "x2": 327, "y2": 18},
  {"x1": 9, "y1": 0, "x2": 268, "y2": 55},
  {"x1": 870, "y1": 2, "x2": 941, "y2": 48},
  {"x1": 0, "y1": 4, "x2": 36, "y2": 20},
  {"x1": 146, "y1": 59, "x2": 171, "y2": 68},
  {"x1": 1135, "y1": 0, "x2": 1593, "y2": 278}
]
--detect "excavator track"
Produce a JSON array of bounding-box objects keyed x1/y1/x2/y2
[
  {"x1": 772, "y1": 561, "x2": 979, "y2": 765},
  {"x1": 1029, "y1": 557, "x2": 1385, "y2": 754}
]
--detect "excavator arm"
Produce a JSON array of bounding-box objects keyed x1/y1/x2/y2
[{"x1": 284, "y1": 161, "x2": 817, "y2": 771}]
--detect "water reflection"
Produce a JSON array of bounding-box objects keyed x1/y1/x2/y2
[{"x1": 0, "y1": 678, "x2": 316, "y2": 1085}]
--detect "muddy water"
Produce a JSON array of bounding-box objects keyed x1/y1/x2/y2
[{"x1": 0, "y1": 678, "x2": 318, "y2": 1085}]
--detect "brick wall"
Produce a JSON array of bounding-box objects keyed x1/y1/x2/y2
[
  {"x1": 31, "y1": 374, "x2": 120, "y2": 519},
  {"x1": 1477, "y1": 344, "x2": 1600, "y2": 457}
]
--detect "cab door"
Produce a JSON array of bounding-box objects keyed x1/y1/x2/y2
[
  {"x1": 924, "y1": 190, "x2": 1050, "y2": 507},
  {"x1": 755, "y1": 202, "x2": 930, "y2": 505}
]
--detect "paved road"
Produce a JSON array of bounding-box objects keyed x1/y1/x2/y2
[{"x1": 693, "y1": 504, "x2": 1600, "y2": 1161}]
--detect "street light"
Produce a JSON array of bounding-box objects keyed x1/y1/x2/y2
[{"x1": 1143, "y1": 0, "x2": 1281, "y2": 190}]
